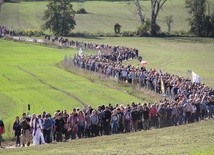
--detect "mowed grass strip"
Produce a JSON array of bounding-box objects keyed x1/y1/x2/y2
[
  {"x1": 0, "y1": 120, "x2": 214, "y2": 155},
  {"x1": 0, "y1": 39, "x2": 140, "y2": 138},
  {"x1": 1, "y1": 1, "x2": 214, "y2": 33}
]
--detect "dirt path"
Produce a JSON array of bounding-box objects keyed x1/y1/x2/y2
[{"x1": 18, "y1": 65, "x2": 87, "y2": 107}]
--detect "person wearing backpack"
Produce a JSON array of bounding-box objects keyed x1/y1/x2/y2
[
  {"x1": 131, "y1": 106, "x2": 139, "y2": 132},
  {"x1": 55, "y1": 112, "x2": 65, "y2": 142},
  {"x1": 103, "y1": 106, "x2": 111, "y2": 135},
  {"x1": 90, "y1": 110, "x2": 99, "y2": 137},
  {"x1": 20, "y1": 113, "x2": 31, "y2": 147},
  {"x1": 77, "y1": 111, "x2": 85, "y2": 138},
  {"x1": 111, "y1": 109, "x2": 119, "y2": 134},
  {"x1": 43, "y1": 114, "x2": 52, "y2": 143},
  {"x1": 13, "y1": 116, "x2": 21, "y2": 147},
  {"x1": 123, "y1": 107, "x2": 131, "y2": 133},
  {"x1": 117, "y1": 108, "x2": 124, "y2": 133},
  {"x1": 142, "y1": 103, "x2": 150, "y2": 130},
  {"x1": 0, "y1": 118, "x2": 4, "y2": 148}
]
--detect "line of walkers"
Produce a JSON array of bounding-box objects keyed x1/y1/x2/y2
[
  {"x1": 12, "y1": 98, "x2": 214, "y2": 147},
  {"x1": 1, "y1": 26, "x2": 214, "y2": 147}
]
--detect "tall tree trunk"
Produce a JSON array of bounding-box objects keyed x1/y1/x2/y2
[
  {"x1": 135, "y1": 0, "x2": 144, "y2": 24},
  {"x1": 151, "y1": 0, "x2": 167, "y2": 36},
  {"x1": 151, "y1": 0, "x2": 156, "y2": 36},
  {"x1": 0, "y1": 0, "x2": 4, "y2": 12}
]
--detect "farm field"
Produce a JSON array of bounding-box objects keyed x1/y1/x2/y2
[
  {"x1": 0, "y1": 119, "x2": 214, "y2": 155},
  {"x1": 1, "y1": 0, "x2": 214, "y2": 33}
]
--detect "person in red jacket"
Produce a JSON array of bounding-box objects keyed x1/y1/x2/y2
[
  {"x1": 0, "y1": 119, "x2": 5, "y2": 148},
  {"x1": 149, "y1": 104, "x2": 158, "y2": 128}
]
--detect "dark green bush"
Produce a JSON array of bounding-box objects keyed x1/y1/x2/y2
[
  {"x1": 76, "y1": 8, "x2": 87, "y2": 14},
  {"x1": 19, "y1": 29, "x2": 44, "y2": 37},
  {"x1": 137, "y1": 19, "x2": 161, "y2": 37}
]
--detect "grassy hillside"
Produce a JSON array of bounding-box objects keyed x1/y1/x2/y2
[
  {"x1": 1, "y1": 0, "x2": 214, "y2": 33},
  {"x1": 0, "y1": 39, "x2": 143, "y2": 139},
  {"x1": 1, "y1": 120, "x2": 214, "y2": 154}
]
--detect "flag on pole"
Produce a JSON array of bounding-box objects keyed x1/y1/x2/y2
[
  {"x1": 191, "y1": 71, "x2": 201, "y2": 83},
  {"x1": 98, "y1": 50, "x2": 101, "y2": 57},
  {"x1": 79, "y1": 47, "x2": 83, "y2": 56},
  {"x1": 140, "y1": 61, "x2": 147, "y2": 67},
  {"x1": 117, "y1": 51, "x2": 121, "y2": 61},
  {"x1": 161, "y1": 76, "x2": 165, "y2": 94}
]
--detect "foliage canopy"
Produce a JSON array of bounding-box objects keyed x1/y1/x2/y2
[
  {"x1": 185, "y1": 0, "x2": 214, "y2": 37},
  {"x1": 42, "y1": 0, "x2": 76, "y2": 36}
]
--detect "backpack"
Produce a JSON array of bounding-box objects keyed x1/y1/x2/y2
[
  {"x1": 45, "y1": 119, "x2": 52, "y2": 129},
  {"x1": 125, "y1": 112, "x2": 131, "y2": 120},
  {"x1": 0, "y1": 127, "x2": 4, "y2": 135},
  {"x1": 21, "y1": 119, "x2": 30, "y2": 130}
]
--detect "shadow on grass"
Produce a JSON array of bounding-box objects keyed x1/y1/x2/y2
[
  {"x1": 67, "y1": 33, "x2": 103, "y2": 40},
  {"x1": 162, "y1": 36, "x2": 214, "y2": 44}
]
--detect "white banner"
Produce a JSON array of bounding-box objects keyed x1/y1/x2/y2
[
  {"x1": 79, "y1": 47, "x2": 83, "y2": 56},
  {"x1": 192, "y1": 71, "x2": 200, "y2": 83}
]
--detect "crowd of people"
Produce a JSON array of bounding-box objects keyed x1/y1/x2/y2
[
  {"x1": 0, "y1": 26, "x2": 214, "y2": 148},
  {"x1": 1, "y1": 96, "x2": 214, "y2": 148},
  {"x1": 0, "y1": 26, "x2": 15, "y2": 37},
  {"x1": 0, "y1": 26, "x2": 8, "y2": 37}
]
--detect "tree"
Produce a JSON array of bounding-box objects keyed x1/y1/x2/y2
[
  {"x1": 42, "y1": 0, "x2": 76, "y2": 36},
  {"x1": 204, "y1": 12, "x2": 214, "y2": 37},
  {"x1": 134, "y1": 0, "x2": 144, "y2": 24},
  {"x1": 0, "y1": 0, "x2": 4, "y2": 12},
  {"x1": 137, "y1": 18, "x2": 160, "y2": 36},
  {"x1": 134, "y1": 0, "x2": 167, "y2": 36},
  {"x1": 185, "y1": 0, "x2": 207, "y2": 37},
  {"x1": 165, "y1": 15, "x2": 173, "y2": 34},
  {"x1": 114, "y1": 23, "x2": 121, "y2": 34},
  {"x1": 151, "y1": 0, "x2": 168, "y2": 36}
]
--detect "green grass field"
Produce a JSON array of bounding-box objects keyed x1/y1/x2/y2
[
  {"x1": 1, "y1": 0, "x2": 213, "y2": 33},
  {"x1": 1, "y1": 120, "x2": 214, "y2": 154}
]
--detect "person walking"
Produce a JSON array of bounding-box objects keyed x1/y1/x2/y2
[
  {"x1": 13, "y1": 116, "x2": 21, "y2": 147},
  {"x1": 55, "y1": 113, "x2": 65, "y2": 142},
  {"x1": 157, "y1": 103, "x2": 166, "y2": 128},
  {"x1": 42, "y1": 114, "x2": 52, "y2": 143},
  {"x1": 20, "y1": 113, "x2": 31, "y2": 147},
  {"x1": 77, "y1": 111, "x2": 85, "y2": 138},
  {"x1": 142, "y1": 103, "x2": 150, "y2": 130},
  {"x1": 30, "y1": 114, "x2": 45, "y2": 145},
  {"x1": 0, "y1": 118, "x2": 4, "y2": 148},
  {"x1": 90, "y1": 110, "x2": 99, "y2": 137},
  {"x1": 111, "y1": 109, "x2": 119, "y2": 134},
  {"x1": 123, "y1": 107, "x2": 132, "y2": 133},
  {"x1": 184, "y1": 100, "x2": 192, "y2": 124},
  {"x1": 131, "y1": 106, "x2": 139, "y2": 132},
  {"x1": 103, "y1": 107, "x2": 111, "y2": 135}
]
